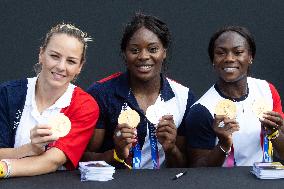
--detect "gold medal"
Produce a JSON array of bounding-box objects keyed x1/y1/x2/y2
[
  {"x1": 48, "y1": 114, "x2": 71, "y2": 138},
  {"x1": 214, "y1": 99, "x2": 237, "y2": 119},
  {"x1": 118, "y1": 109, "x2": 140, "y2": 128},
  {"x1": 252, "y1": 98, "x2": 272, "y2": 119}
]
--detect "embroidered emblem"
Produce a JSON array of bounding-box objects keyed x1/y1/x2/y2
[{"x1": 13, "y1": 109, "x2": 22, "y2": 130}]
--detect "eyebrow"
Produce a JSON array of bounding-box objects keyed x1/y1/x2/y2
[
  {"x1": 49, "y1": 50, "x2": 80, "y2": 60},
  {"x1": 129, "y1": 42, "x2": 160, "y2": 46},
  {"x1": 68, "y1": 57, "x2": 80, "y2": 61},
  {"x1": 215, "y1": 45, "x2": 245, "y2": 49}
]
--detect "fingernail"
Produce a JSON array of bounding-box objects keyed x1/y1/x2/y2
[{"x1": 259, "y1": 117, "x2": 264, "y2": 121}]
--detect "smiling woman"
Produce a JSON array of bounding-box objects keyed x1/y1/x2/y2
[
  {"x1": 82, "y1": 13, "x2": 196, "y2": 169},
  {"x1": 124, "y1": 27, "x2": 166, "y2": 83},
  {"x1": 38, "y1": 33, "x2": 84, "y2": 96},
  {"x1": 185, "y1": 26, "x2": 284, "y2": 168},
  {"x1": 0, "y1": 23, "x2": 99, "y2": 178}
]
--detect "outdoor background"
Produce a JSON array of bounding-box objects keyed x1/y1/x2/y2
[{"x1": 1, "y1": 0, "x2": 283, "y2": 102}]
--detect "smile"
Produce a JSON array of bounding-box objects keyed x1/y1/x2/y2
[
  {"x1": 136, "y1": 65, "x2": 153, "y2": 72},
  {"x1": 52, "y1": 72, "x2": 66, "y2": 79},
  {"x1": 223, "y1": 67, "x2": 239, "y2": 73}
]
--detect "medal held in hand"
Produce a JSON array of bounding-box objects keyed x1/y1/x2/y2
[
  {"x1": 252, "y1": 98, "x2": 272, "y2": 119},
  {"x1": 145, "y1": 99, "x2": 169, "y2": 125},
  {"x1": 252, "y1": 98, "x2": 273, "y2": 162},
  {"x1": 145, "y1": 105, "x2": 160, "y2": 125},
  {"x1": 214, "y1": 99, "x2": 237, "y2": 119},
  {"x1": 118, "y1": 108, "x2": 141, "y2": 169},
  {"x1": 118, "y1": 109, "x2": 140, "y2": 128},
  {"x1": 48, "y1": 113, "x2": 71, "y2": 138}
]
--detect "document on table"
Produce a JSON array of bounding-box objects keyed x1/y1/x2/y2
[
  {"x1": 251, "y1": 162, "x2": 284, "y2": 179},
  {"x1": 79, "y1": 161, "x2": 115, "y2": 181}
]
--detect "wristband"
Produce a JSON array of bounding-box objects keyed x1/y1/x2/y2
[
  {"x1": 1, "y1": 159, "x2": 11, "y2": 178},
  {"x1": 219, "y1": 145, "x2": 231, "y2": 157},
  {"x1": 0, "y1": 162, "x2": 6, "y2": 178},
  {"x1": 113, "y1": 149, "x2": 132, "y2": 169},
  {"x1": 267, "y1": 130, "x2": 279, "y2": 140}
]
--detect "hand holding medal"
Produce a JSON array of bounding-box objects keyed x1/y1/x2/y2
[
  {"x1": 213, "y1": 99, "x2": 239, "y2": 151},
  {"x1": 29, "y1": 113, "x2": 70, "y2": 156},
  {"x1": 253, "y1": 98, "x2": 283, "y2": 138},
  {"x1": 252, "y1": 98, "x2": 272, "y2": 119},
  {"x1": 156, "y1": 114, "x2": 178, "y2": 153},
  {"x1": 145, "y1": 102, "x2": 176, "y2": 154},
  {"x1": 117, "y1": 109, "x2": 140, "y2": 129},
  {"x1": 214, "y1": 99, "x2": 237, "y2": 120},
  {"x1": 48, "y1": 114, "x2": 71, "y2": 138},
  {"x1": 146, "y1": 99, "x2": 169, "y2": 126},
  {"x1": 114, "y1": 108, "x2": 140, "y2": 161}
]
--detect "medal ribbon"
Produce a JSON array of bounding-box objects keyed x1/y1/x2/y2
[
  {"x1": 132, "y1": 122, "x2": 160, "y2": 169},
  {"x1": 124, "y1": 90, "x2": 160, "y2": 169},
  {"x1": 148, "y1": 122, "x2": 160, "y2": 169},
  {"x1": 262, "y1": 129, "x2": 272, "y2": 162},
  {"x1": 132, "y1": 141, "x2": 141, "y2": 169}
]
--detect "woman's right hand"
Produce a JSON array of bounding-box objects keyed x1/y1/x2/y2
[
  {"x1": 113, "y1": 123, "x2": 137, "y2": 159},
  {"x1": 213, "y1": 115, "x2": 240, "y2": 151},
  {"x1": 29, "y1": 125, "x2": 58, "y2": 156}
]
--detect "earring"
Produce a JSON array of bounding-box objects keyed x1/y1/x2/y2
[
  {"x1": 249, "y1": 59, "x2": 253, "y2": 64},
  {"x1": 33, "y1": 62, "x2": 42, "y2": 75}
]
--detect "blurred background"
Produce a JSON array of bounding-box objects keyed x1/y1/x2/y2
[{"x1": 1, "y1": 0, "x2": 283, "y2": 102}]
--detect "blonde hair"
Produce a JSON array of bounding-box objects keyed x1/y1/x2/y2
[
  {"x1": 34, "y1": 23, "x2": 92, "y2": 75},
  {"x1": 41, "y1": 22, "x2": 92, "y2": 64}
]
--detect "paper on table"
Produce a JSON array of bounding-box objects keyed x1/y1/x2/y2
[
  {"x1": 79, "y1": 161, "x2": 115, "y2": 181},
  {"x1": 251, "y1": 162, "x2": 284, "y2": 179}
]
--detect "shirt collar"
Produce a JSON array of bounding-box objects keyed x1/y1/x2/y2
[
  {"x1": 51, "y1": 83, "x2": 75, "y2": 109},
  {"x1": 115, "y1": 72, "x2": 175, "y2": 102},
  {"x1": 26, "y1": 77, "x2": 75, "y2": 109},
  {"x1": 26, "y1": 77, "x2": 37, "y2": 106},
  {"x1": 160, "y1": 74, "x2": 175, "y2": 101}
]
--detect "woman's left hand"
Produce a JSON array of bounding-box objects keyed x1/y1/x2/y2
[
  {"x1": 156, "y1": 115, "x2": 177, "y2": 153},
  {"x1": 260, "y1": 111, "x2": 284, "y2": 134}
]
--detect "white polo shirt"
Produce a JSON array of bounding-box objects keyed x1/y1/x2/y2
[{"x1": 14, "y1": 77, "x2": 75, "y2": 147}]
